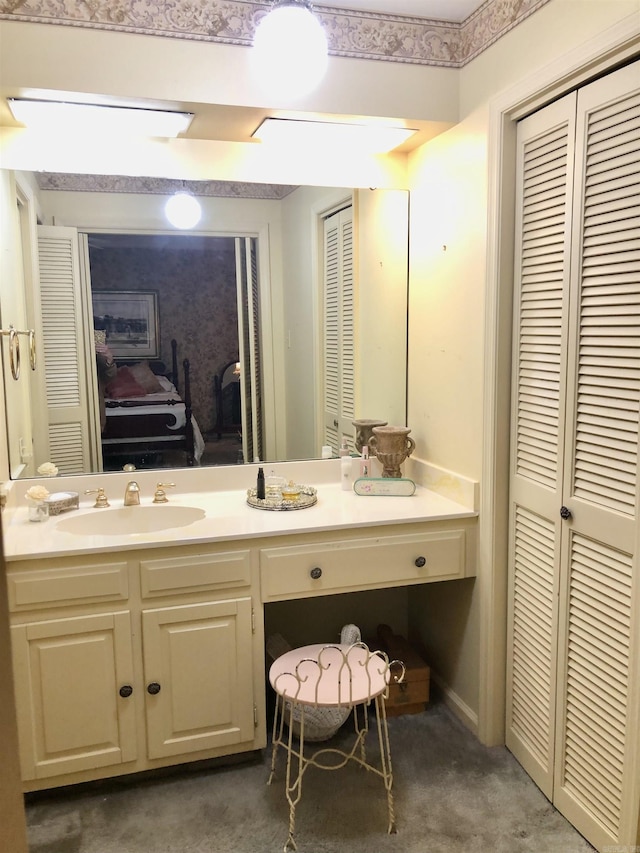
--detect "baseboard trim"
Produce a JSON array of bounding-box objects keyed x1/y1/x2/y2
[{"x1": 431, "y1": 672, "x2": 479, "y2": 737}]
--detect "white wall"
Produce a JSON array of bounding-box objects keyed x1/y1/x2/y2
[{"x1": 355, "y1": 188, "x2": 409, "y2": 428}]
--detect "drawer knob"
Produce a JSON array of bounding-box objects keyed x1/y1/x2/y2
[
  {"x1": 119, "y1": 685, "x2": 133, "y2": 698},
  {"x1": 415, "y1": 556, "x2": 426, "y2": 568},
  {"x1": 147, "y1": 682, "x2": 161, "y2": 695},
  {"x1": 310, "y1": 567, "x2": 322, "y2": 580}
]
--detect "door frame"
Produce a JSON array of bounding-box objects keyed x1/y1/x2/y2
[{"x1": 480, "y1": 16, "x2": 640, "y2": 747}]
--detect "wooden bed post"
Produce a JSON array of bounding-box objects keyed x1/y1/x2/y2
[
  {"x1": 183, "y1": 358, "x2": 195, "y2": 466},
  {"x1": 171, "y1": 339, "x2": 179, "y2": 395}
]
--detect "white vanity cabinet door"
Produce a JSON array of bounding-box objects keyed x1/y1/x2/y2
[
  {"x1": 11, "y1": 611, "x2": 137, "y2": 781},
  {"x1": 141, "y1": 598, "x2": 255, "y2": 760}
]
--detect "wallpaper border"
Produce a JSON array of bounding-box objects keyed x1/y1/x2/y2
[{"x1": 0, "y1": 0, "x2": 553, "y2": 68}]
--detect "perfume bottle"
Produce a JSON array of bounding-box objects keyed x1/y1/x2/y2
[
  {"x1": 265, "y1": 470, "x2": 286, "y2": 500},
  {"x1": 256, "y1": 467, "x2": 265, "y2": 500},
  {"x1": 360, "y1": 445, "x2": 370, "y2": 478}
]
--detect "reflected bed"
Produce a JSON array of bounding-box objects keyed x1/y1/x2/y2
[{"x1": 101, "y1": 340, "x2": 204, "y2": 470}]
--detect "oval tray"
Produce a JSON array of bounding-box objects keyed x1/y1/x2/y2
[{"x1": 247, "y1": 485, "x2": 317, "y2": 511}]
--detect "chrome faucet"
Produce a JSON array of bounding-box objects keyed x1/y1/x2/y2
[{"x1": 124, "y1": 480, "x2": 140, "y2": 506}]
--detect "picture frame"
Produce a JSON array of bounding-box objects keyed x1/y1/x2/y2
[{"x1": 92, "y1": 291, "x2": 159, "y2": 359}]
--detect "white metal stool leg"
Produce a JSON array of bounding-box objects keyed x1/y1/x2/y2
[{"x1": 373, "y1": 693, "x2": 397, "y2": 833}]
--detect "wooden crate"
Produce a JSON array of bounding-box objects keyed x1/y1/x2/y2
[{"x1": 376, "y1": 625, "x2": 430, "y2": 717}]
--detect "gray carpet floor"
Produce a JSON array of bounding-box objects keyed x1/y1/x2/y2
[{"x1": 25, "y1": 702, "x2": 595, "y2": 853}]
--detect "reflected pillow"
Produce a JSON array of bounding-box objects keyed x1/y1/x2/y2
[
  {"x1": 105, "y1": 366, "x2": 147, "y2": 399},
  {"x1": 128, "y1": 361, "x2": 163, "y2": 394}
]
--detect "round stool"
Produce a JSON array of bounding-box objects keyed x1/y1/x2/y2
[{"x1": 267, "y1": 642, "x2": 405, "y2": 852}]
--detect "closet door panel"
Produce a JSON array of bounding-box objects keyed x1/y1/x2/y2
[
  {"x1": 506, "y1": 93, "x2": 576, "y2": 797},
  {"x1": 554, "y1": 61, "x2": 640, "y2": 850}
]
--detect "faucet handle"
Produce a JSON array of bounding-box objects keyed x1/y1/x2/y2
[
  {"x1": 153, "y1": 482, "x2": 175, "y2": 504},
  {"x1": 85, "y1": 487, "x2": 110, "y2": 508}
]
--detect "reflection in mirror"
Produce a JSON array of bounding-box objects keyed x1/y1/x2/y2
[{"x1": 0, "y1": 172, "x2": 409, "y2": 479}]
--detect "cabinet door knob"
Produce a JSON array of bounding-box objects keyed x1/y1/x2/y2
[
  {"x1": 119, "y1": 685, "x2": 133, "y2": 698},
  {"x1": 415, "y1": 556, "x2": 426, "y2": 568},
  {"x1": 560, "y1": 506, "x2": 572, "y2": 520},
  {"x1": 147, "y1": 682, "x2": 161, "y2": 695},
  {"x1": 310, "y1": 567, "x2": 322, "y2": 580}
]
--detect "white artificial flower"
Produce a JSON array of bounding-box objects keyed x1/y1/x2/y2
[
  {"x1": 26, "y1": 485, "x2": 50, "y2": 502},
  {"x1": 37, "y1": 462, "x2": 59, "y2": 477}
]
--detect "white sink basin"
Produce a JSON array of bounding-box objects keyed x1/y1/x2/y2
[{"x1": 56, "y1": 505, "x2": 206, "y2": 536}]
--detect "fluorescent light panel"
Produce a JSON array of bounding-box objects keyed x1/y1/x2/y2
[
  {"x1": 252, "y1": 118, "x2": 416, "y2": 154},
  {"x1": 8, "y1": 99, "x2": 194, "y2": 137}
]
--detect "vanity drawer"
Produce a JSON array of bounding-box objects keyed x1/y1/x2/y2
[
  {"x1": 7, "y1": 561, "x2": 129, "y2": 611},
  {"x1": 140, "y1": 549, "x2": 252, "y2": 598},
  {"x1": 260, "y1": 530, "x2": 466, "y2": 602}
]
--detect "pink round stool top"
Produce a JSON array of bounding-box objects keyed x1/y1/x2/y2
[{"x1": 269, "y1": 643, "x2": 390, "y2": 707}]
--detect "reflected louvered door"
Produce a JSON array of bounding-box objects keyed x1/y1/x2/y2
[
  {"x1": 506, "y1": 93, "x2": 576, "y2": 797},
  {"x1": 322, "y1": 207, "x2": 355, "y2": 453},
  {"x1": 235, "y1": 237, "x2": 263, "y2": 463},
  {"x1": 37, "y1": 226, "x2": 96, "y2": 473},
  {"x1": 553, "y1": 61, "x2": 640, "y2": 851}
]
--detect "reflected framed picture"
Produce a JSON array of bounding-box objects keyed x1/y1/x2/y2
[{"x1": 92, "y1": 290, "x2": 159, "y2": 359}]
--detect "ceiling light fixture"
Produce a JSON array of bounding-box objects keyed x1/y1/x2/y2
[
  {"x1": 253, "y1": 118, "x2": 417, "y2": 154},
  {"x1": 251, "y1": 0, "x2": 328, "y2": 100},
  {"x1": 7, "y1": 99, "x2": 194, "y2": 137},
  {"x1": 164, "y1": 191, "x2": 202, "y2": 230}
]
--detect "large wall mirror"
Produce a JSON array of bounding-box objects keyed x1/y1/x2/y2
[{"x1": 0, "y1": 170, "x2": 409, "y2": 480}]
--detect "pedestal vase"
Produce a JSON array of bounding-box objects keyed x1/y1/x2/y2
[{"x1": 368, "y1": 426, "x2": 415, "y2": 478}]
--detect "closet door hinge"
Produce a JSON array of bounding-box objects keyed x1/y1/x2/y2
[
  {"x1": 251, "y1": 607, "x2": 256, "y2": 634},
  {"x1": 254, "y1": 705, "x2": 258, "y2": 728}
]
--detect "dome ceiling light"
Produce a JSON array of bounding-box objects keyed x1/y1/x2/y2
[
  {"x1": 164, "y1": 191, "x2": 202, "y2": 229},
  {"x1": 251, "y1": 0, "x2": 328, "y2": 99}
]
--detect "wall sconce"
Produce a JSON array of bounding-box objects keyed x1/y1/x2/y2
[
  {"x1": 164, "y1": 191, "x2": 202, "y2": 230},
  {"x1": 252, "y1": 0, "x2": 328, "y2": 99}
]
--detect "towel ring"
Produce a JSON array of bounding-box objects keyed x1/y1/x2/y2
[
  {"x1": 29, "y1": 329, "x2": 36, "y2": 370},
  {"x1": 9, "y1": 327, "x2": 20, "y2": 381}
]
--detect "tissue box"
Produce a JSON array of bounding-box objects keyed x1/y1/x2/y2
[{"x1": 44, "y1": 492, "x2": 80, "y2": 515}]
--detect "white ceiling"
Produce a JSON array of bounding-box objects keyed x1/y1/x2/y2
[{"x1": 322, "y1": 1, "x2": 485, "y2": 21}]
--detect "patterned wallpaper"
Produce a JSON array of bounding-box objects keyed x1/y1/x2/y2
[
  {"x1": 36, "y1": 173, "x2": 297, "y2": 199},
  {"x1": 0, "y1": 0, "x2": 552, "y2": 67},
  {"x1": 88, "y1": 234, "x2": 239, "y2": 435}
]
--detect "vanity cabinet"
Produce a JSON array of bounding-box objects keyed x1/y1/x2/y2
[
  {"x1": 5, "y1": 513, "x2": 477, "y2": 791},
  {"x1": 7, "y1": 545, "x2": 264, "y2": 791}
]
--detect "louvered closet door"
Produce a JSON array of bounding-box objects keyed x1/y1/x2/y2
[
  {"x1": 322, "y1": 206, "x2": 355, "y2": 452},
  {"x1": 506, "y1": 93, "x2": 577, "y2": 797},
  {"x1": 37, "y1": 226, "x2": 97, "y2": 473},
  {"x1": 553, "y1": 60, "x2": 640, "y2": 851}
]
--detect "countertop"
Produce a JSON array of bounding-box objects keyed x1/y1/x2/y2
[{"x1": 3, "y1": 481, "x2": 477, "y2": 561}]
